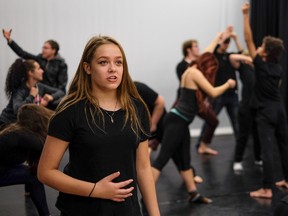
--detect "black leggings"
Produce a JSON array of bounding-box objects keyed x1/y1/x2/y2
[
  {"x1": 0, "y1": 164, "x2": 50, "y2": 216},
  {"x1": 257, "y1": 103, "x2": 288, "y2": 189},
  {"x1": 153, "y1": 113, "x2": 191, "y2": 171}
]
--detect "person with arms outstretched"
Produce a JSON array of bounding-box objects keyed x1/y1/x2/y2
[{"x1": 2, "y1": 29, "x2": 68, "y2": 93}]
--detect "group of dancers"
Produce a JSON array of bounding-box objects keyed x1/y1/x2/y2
[{"x1": 0, "y1": 2, "x2": 287, "y2": 216}]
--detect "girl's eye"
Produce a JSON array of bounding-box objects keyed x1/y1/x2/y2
[
  {"x1": 98, "y1": 61, "x2": 108, "y2": 65},
  {"x1": 115, "y1": 60, "x2": 123, "y2": 66}
]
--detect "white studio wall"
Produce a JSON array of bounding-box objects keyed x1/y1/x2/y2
[{"x1": 0, "y1": 0, "x2": 247, "y2": 135}]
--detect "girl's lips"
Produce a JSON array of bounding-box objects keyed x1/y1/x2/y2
[{"x1": 107, "y1": 76, "x2": 117, "y2": 81}]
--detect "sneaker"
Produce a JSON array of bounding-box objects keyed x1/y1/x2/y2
[
  {"x1": 233, "y1": 162, "x2": 243, "y2": 171},
  {"x1": 255, "y1": 160, "x2": 263, "y2": 166}
]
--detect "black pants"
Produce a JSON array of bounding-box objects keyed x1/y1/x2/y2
[
  {"x1": 153, "y1": 113, "x2": 191, "y2": 171},
  {"x1": 0, "y1": 164, "x2": 50, "y2": 216},
  {"x1": 257, "y1": 102, "x2": 288, "y2": 189},
  {"x1": 234, "y1": 105, "x2": 261, "y2": 162}
]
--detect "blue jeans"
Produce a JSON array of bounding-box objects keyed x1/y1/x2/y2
[{"x1": 0, "y1": 164, "x2": 50, "y2": 216}]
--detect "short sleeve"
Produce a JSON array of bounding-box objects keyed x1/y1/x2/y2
[
  {"x1": 137, "y1": 100, "x2": 151, "y2": 142},
  {"x1": 134, "y1": 82, "x2": 158, "y2": 113},
  {"x1": 48, "y1": 105, "x2": 76, "y2": 142}
]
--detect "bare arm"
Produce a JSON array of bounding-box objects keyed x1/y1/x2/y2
[
  {"x1": 229, "y1": 54, "x2": 253, "y2": 69},
  {"x1": 231, "y1": 32, "x2": 244, "y2": 53},
  {"x1": 204, "y1": 32, "x2": 223, "y2": 53},
  {"x1": 186, "y1": 68, "x2": 236, "y2": 98},
  {"x1": 150, "y1": 95, "x2": 165, "y2": 133},
  {"x1": 38, "y1": 136, "x2": 134, "y2": 202},
  {"x1": 242, "y1": 2, "x2": 257, "y2": 59},
  {"x1": 137, "y1": 140, "x2": 160, "y2": 216}
]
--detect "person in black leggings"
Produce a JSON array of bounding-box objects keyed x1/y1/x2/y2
[
  {"x1": 229, "y1": 53, "x2": 261, "y2": 171},
  {"x1": 152, "y1": 52, "x2": 236, "y2": 204}
]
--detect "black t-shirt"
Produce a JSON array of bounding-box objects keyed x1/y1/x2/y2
[
  {"x1": 238, "y1": 63, "x2": 255, "y2": 107},
  {"x1": 214, "y1": 46, "x2": 238, "y2": 95},
  {"x1": 175, "y1": 59, "x2": 190, "y2": 99},
  {"x1": 48, "y1": 99, "x2": 150, "y2": 216},
  {"x1": 0, "y1": 130, "x2": 43, "y2": 173},
  {"x1": 176, "y1": 59, "x2": 190, "y2": 81},
  {"x1": 134, "y1": 81, "x2": 166, "y2": 140},
  {"x1": 134, "y1": 81, "x2": 158, "y2": 114},
  {"x1": 252, "y1": 55, "x2": 282, "y2": 108}
]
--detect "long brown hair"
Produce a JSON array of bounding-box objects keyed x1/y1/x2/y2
[
  {"x1": 55, "y1": 35, "x2": 149, "y2": 136},
  {"x1": 0, "y1": 104, "x2": 54, "y2": 142},
  {"x1": 193, "y1": 52, "x2": 219, "y2": 113}
]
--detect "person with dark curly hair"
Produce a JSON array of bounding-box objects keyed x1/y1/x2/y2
[
  {"x1": 2, "y1": 29, "x2": 68, "y2": 93},
  {"x1": 0, "y1": 58, "x2": 64, "y2": 128}
]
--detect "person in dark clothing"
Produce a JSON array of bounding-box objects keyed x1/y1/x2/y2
[
  {"x1": 37, "y1": 36, "x2": 160, "y2": 216},
  {"x1": 2, "y1": 29, "x2": 68, "y2": 92},
  {"x1": 243, "y1": 2, "x2": 288, "y2": 199},
  {"x1": 0, "y1": 104, "x2": 54, "y2": 216},
  {"x1": 176, "y1": 39, "x2": 200, "y2": 81},
  {"x1": 229, "y1": 53, "x2": 261, "y2": 171},
  {"x1": 152, "y1": 52, "x2": 236, "y2": 204},
  {"x1": 0, "y1": 59, "x2": 64, "y2": 127},
  {"x1": 134, "y1": 81, "x2": 166, "y2": 151},
  {"x1": 175, "y1": 39, "x2": 200, "y2": 101},
  {"x1": 176, "y1": 33, "x2": 224, "y2": 156},
  {"x1": 196, "y1": 26, "x2": 243, "y2": 155},
  {"x1": 134, "y1": 81, "x2": 203, "y2": 186}
]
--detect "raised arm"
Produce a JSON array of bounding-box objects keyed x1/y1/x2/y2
[
  {"x1": 2, "y1": 28, "x2": 38, "y2": 60},
  {"x1": 204, "y1": 32, "x2": 223, "y2": 53},
  {"x1": 2, "y1": 29, "x2": 12, "y2": 43},
  {"x1": 231, "y1": 32, "x2": 244, "y2": 53},
  {"x1": 242, "y1": 2, "x2": 257, "y2": 59}
]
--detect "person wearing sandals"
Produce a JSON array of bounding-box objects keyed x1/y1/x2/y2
[{"x1": 151, "y1": 52, "x2": 236, "y2": 204}]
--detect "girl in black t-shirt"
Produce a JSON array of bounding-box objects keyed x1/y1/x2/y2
[{"x1": 38, "y1": 36, "x2": 160, "y2": 216}]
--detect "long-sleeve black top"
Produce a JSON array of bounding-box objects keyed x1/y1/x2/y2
[{"x1": 8, "y1": 40, "x2": 68, "y2": 92}]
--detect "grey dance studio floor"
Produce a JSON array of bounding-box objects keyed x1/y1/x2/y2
[{"x1": 0, "y1": 134, "x2": 287, "y2": 216}]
